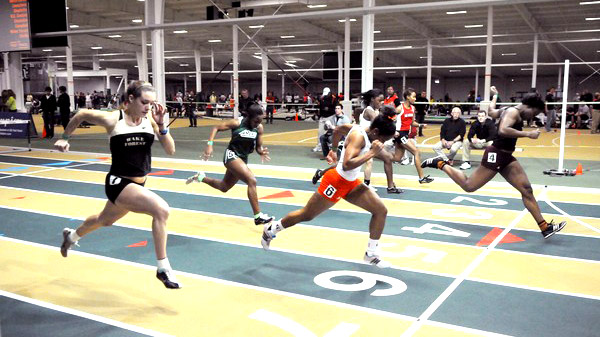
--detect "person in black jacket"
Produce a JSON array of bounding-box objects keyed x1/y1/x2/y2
[
  {"x1": 432, "y1": 107, "x2": 466, "y2": 165},
  {"x1": 57, "y1": 86, "x2": 71, "y2": 129},
  {"x1": 460, "y1": 111, "x2": 497, "y2": 170},
  {"x1": 40, "y1": 86, "x2": 57, "y2": 138}
]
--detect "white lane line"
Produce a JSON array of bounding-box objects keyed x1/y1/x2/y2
[
  {"x1": 0, "y1": 236, "x2": 416, "y2": 322},
  {"x1": 0, "y1": 289, "x2": 173, "y2": 337},
  {"x1": 399, "y1": 189, "x2": 544, "y2": 337}
]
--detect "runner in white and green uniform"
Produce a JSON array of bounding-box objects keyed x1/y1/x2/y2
[{"x1": 186, "y1": 104, "x2": 274, "y2": 226}]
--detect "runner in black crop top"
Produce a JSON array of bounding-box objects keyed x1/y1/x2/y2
[
  {"x1": 54, "y1": 81, "x2": 182, "y2": 289},
  {"x1": 421, "y1": 86, "x2": 567, "y2": 239}
]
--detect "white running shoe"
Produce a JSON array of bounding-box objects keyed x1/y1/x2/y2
[
  {"x1": 459, "y1": 162, "x2": 471, "y2": 170},
  {"x1": 261, "y1": 223, "x2": 276, "y2": 250},
  {"x1": 364, "y1": 252, "x2": 391, "y2": 268},
  {"x1": 185, "y1": 171, "x2": 205, "y2": 184},
  {"x1": 400, "y1": 157, "x2": 410, "y2": 165}
]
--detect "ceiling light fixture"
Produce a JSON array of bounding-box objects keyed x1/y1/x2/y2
[
  {"x1": 464, "y1": 24, "x2": 483, "y2": 28},
  {"x1": 521, "y1": 68, "x2": 533, "y2": 71},
  {"x1": 501, "y1": 53, "x2": 517, "y2": 56},
  {"x1": 449, "y1": 69, "x2": 461, "y2": 72},
  {"x1": 132, "y1": 19, "x2": 143, "y2": 23},
  {"x1": 42, "y1": 49, "x2": 53, "y2": 52},
  {"x1": 180, "y1": 63, "x2": 189, "y2": 67},
  {"x1": 69, "y1": 24, "x2": 79, "y2": 28},
  {"x1": 446, "y1": 10, "x2": 467, "y2": 14},
  {"x1": 385, "y1": 71, "x2": 396, "y2": 74},
  {"x1": 307, "y1": 4, "x2": 327, "y2": 8},
  {"x1": 280, "y1": 35, "x2": 295, "y2": 38},
  {"x1": 91, "y1": 46, "x2": 103, "y2": 50},
  {"x1": 434, "y1": 79, "x2": 440, "y2": 84},
  {"x1": 108, "y1": 35, "x2": 121, "y2": 38},
  {"x1": 580, "y1": 1, "x2": 600, "y2": 4},
  {"x1": 338, "y1": 19, "x2": 357, "y2": 22},
  {"x1": 208, "y1": 39, "x2": 222, "y2": 43},
  {"x1": 374, "y1": 30, "x2": 381, "y2": 33},
  {"x1": 585, "y1": 17, "x2": 600, "y2": 20},
  {"x1": 249, "y1": 25, "x2": 264, "y2": 28},
  {"x1": 173, "y1": 30, "x2": 188, "y2": 34}
]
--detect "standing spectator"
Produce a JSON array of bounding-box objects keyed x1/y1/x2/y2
[
  {"x1": 460, "y1": 111, "x2": 497, "y2": 170},
  {"x1": 432, "y1": 107, "x2": 466, "y2": 165},
  {"x1": 85, "y1": 92, "x2": 92, "y2": 108},
  {"x1": 415, "y1": 90, "x2": 429, "y2": 137},
  {"x1": 186, "y1": 90, "x2": 197, "y2": 127},
  {"x1": 5, "y1": 89, "x2": 17, "y2": 112},
  {"x1": 591, "y1": 92, "x2": 600, "y2": 134},
  {"x1": 40, "y1": 86, "x2": 57, "y2": 138},
  {"x1": 0, "y1": 90, "x2": 7, "y2": 112},
  {"x1": 384, "y1": 86, "x2": 400, "y2": 107},
  {"x1": 78, "y1": 92, "x2": 86, "y2": 110},
  {"x1": 238, "y1": 88, "x2": 254, "y2": 116},
  {"x1": 57, "y1": 86, "x2": 71, "y2": 129},
  {"x1": 545, "y1": 87, "x2": 557, "y2": 132},
  {"x1": 207, "y1": 91, "x2": 217, "y2": 117},
  {"x1": 314, "y1": 87, "x2": 337, "y2": 152},
  {"x1": 265, "y1": 91, "x2": 276, "y2": 124}
]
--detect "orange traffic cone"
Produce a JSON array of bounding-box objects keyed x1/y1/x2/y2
[
  {"x1": 42, "y1": 125, "x2": 47, "y2": 138},
  {"x1": 575, "y1": 163, "x2": 583, "y2": 175},
  {"x1": 577, "y1": 130, "x2": 581, "y2": 136},
  {"x1": 294, "y1": 112, "x2": 298, "y2": 121}
]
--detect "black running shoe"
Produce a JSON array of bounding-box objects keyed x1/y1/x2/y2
[
  {"x1": 541, "y1": 220, "x2": 567, "y2": 239},
  {"x1": 421, "y1": 156, "x2": 447, "y2": 169},
  {"x1": 419, "y1": 175, "x2": 434, "y2": 184},
  {"x1": 254, "y1": 213, "x2": 274, "y2": 226},
  {"x1": 387, "y1": 186, "x2": 404, "y2": 194},
  {"x1": 312, "y1": 169, "x2": 323, "y2": 185},
  {"x1": 156, "y1": 269, "x2": 182, "y2": 289}
]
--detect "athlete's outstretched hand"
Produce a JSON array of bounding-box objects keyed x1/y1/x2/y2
[
  {"x1": 327, "y1": 150, "x2": 338, "y2": 165},
  {"x1": 54, "y1": 139, "x2": 70, "y2": 152},
  {"x1": 202, "y1": 146, "x2": 213, "y2": 161},
  {"x1": 260, "y1": 147, "x2": 271, "y2": 163},
  {"x1": 528, "y1": 128, "x2": 541, "y2": 139}
]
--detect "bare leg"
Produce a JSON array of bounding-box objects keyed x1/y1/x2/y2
[
  {"x1": 441, "y1": 164, "x2": 498, "y2": 193},
  {"x1": 402, "y1": 141, "x2": 425, "y2": 179},
  {"x1": 202, "y1": 166, "x2": 239, "y2": 193},
  {"x1": 281, "y1": 192, "x2": 335, "y2": 228},
  {"x1": 75, "y1": 201, "x2": 129, "y2": 237},
  {"x1": 345, "y1": 184, "x2": 387, "y2": 239},
  {"x1": 364, "y1": 158, "x2": 373, "y2": 182},
  {"x1": 116, "y1": 183, "x2": 171, "y2": 260},
  {"x1": 500, "y1": 160, "x2": 545, "y2": 225},
  {"x1": 225, "y1": 159, "x2": 261, "y2": 214}
]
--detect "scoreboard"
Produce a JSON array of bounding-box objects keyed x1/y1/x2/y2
[{"x1": 0, "y1": 0, "x2": 31, "y2": 52}]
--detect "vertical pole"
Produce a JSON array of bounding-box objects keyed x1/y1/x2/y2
[
  {"x1": 343, "y1": 18, "x2": 351, "y2": 117},
  {"x1": 558, "y1": 60, "x2": 569, "y2": 172},
  {"x1": 402, "y1": 71, "x2": 406, "y2": 94},
  {"x1": 66, "y1": 36, "x2": 75, "y2": 110},
  {"x1": 361, "y1": 0, "x2": 375, "y2": 91},
  {"x1": 194, "y1": 50, "x2": 202, "y2": 92},
  {"x1": 337, "y1": 45, "x2": 343, "y2": 96},
  {"x1": 140, "y1": 30, "x2": 148, "y2": 81},
  {"x1": 232, "y1": 25, "x2": 239, "y2": 119},
  {"x1": 261, "y1": 50, "x2": 268, "y2": 111},
  {"x1": 483, "y1": 5, "x2": 493, "y2": 102},
  {"x1": 475, "y1": 68, "x2": 479, "y2": 105},
  {"x1": 531, "y1": 34, "x2": 538, "y2": 89},
  {"x1": 426, "y1": 40, "x2": 432, "y2": 101}
]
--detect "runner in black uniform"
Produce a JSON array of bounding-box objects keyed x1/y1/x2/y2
[
  {"x1": 55, "y1": 81, "x2": 181, "y2": 288},
  {"x1": 186, "y1": 104, "x2": 273, "y2": 225},
  {"x1": 421, "y1": 89, "x2": 566, "y2": 239}
]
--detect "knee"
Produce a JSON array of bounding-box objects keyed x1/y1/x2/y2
[
  {"x1": 154, "y1": 205, "x2": 170, "y2": 222},
  {"x1": 521, "y1": 184, "x2": 534, "y2": 197},
  {"x1": 246, "y1": 176, "x2": 257, "y2": 188}
]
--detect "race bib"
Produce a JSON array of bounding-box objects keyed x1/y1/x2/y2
[{"x1": 487, "y1": 152, "x2": 497, "y2": 164}]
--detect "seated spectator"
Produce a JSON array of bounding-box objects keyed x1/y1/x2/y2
[
  {"x1": 591, "y1": 92, "x2": 600, "y2": 134},
  {"x1": 574, "y1": 104, "x2": 590, "y2": 129},
  {"x1": 319, "y1": 104, "x2": 350, "y2": 158},
  {"x1": 460, "y1": 111, "x2": 497, "y2": 170},
  {"x1": 433, "y1": 107, "x2": 466, "y2": 165}
]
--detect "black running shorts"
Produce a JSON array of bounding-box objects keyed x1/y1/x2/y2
[
  {"x1": 105, "y1": 173, "x2": 145, "y2": 204},
  {"x1": 480, "y1": 146, "x2": 516, "y2": 173}
]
